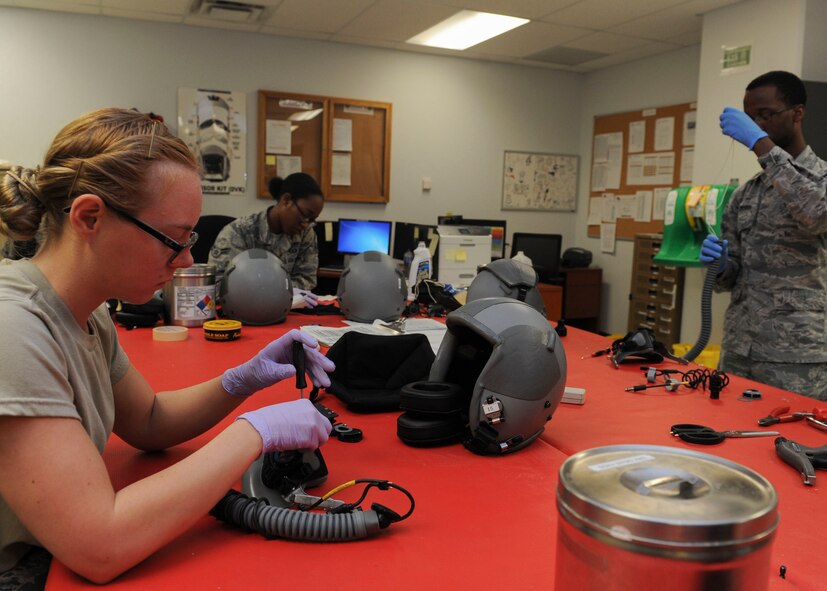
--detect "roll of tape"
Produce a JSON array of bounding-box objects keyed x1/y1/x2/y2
[
  {"x1": 203, "y1": 319, "x2": 242, "y2": 342},
  {"x1": 152, "y1": 325, "x2": 189, "y2": 342}
]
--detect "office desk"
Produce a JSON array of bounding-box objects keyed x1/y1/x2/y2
[{"x1": 46, "y1": 319, "x2": 825, "y2": 590}]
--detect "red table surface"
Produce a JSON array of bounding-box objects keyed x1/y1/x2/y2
[
  {"x1": 549, "y1": 329, "x2": 827, "y2": 591},
  {"x1": 44, "y1": 315, "x2": 827, "y2": 590},
  {"x1": 46, "y1": 314, "x2": 569, "y2": 590}
]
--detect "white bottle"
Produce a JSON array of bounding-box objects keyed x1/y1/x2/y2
[
  {"x1": 407, "y1": 241, "x2": 432, "y2": 300},
  {"x1": 512, "y1": 250, "x2": 533, "y2": 267}
]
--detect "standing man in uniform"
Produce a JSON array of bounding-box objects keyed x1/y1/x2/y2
[{"x1": 701, "y1": 70, "x2": 827, "y2": 400}]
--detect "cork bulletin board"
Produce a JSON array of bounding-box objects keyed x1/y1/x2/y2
[{"x1": 587, "y1": 102, "x2": 696, "y2": 240}]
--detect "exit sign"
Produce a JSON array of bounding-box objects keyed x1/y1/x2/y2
[{"x1": 722, "y1": 45, "x2": 751, "y2": 71}]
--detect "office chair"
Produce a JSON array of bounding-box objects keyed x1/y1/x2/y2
[{"x1": 191, "y1": 214, "x2": 235, "y2": 264}]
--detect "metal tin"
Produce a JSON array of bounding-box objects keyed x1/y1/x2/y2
[
  {"x1": 555, "y1": 445, "x2": 778, "y2": 591},
  {"x1": 163, "y1": 264, "x2": 216, "y2": 327}
]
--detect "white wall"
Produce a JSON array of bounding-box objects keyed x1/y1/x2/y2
[
  {"x1": 577, "y1": 45, "x2": 702, "y2": 335},
  {"x1": 803, "y1": 0, "x2": 827, "y2": 82},
  {"x1": 0, "y1": 7, "x2": 583, "y2": 247}
]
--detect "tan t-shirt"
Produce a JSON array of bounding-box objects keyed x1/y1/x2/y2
[{"x1": 0, "y1": 260, "x2": 130, "y2": 572}]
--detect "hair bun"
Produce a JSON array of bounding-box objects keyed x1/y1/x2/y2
[{"x1": 267, "y1": 176, "x2": 284, "y2": 200}]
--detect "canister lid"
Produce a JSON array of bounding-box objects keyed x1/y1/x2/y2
[
  {"x1": 557, "y1": 445, "x2": 778, "y2": 552},
  {"x1": 173, "y1": 263, "x2": 216, "y2": 277}
]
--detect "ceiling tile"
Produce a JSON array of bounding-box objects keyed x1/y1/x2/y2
[
  {"x1": 566, "y1": 31, "x2": 649, "y2": 53},
  {"x1": 472, "y1": 20, "x2": 593, "y2": 57},
  {"x1": 183, "y1": 15, "x2": 263, "y2": 32},
  {"x1": 102, "y1": 7, "x2": 183, "y2": 23},
  {"x1": 542, "y1": 0, "x2": 686, "y2": 29},
  {"x1": 14, "y1": 0, "x2": 99, "y2": 12},
  {"x1": 528, "y1": 45, "x2": 608, "y2": 65},
  {"x1": 259, "y1": 25, "x2": 332, "y2": 41},
  {"x1": 265, "y1": 0, "x2": 374, "y2": 34},
  {"x1": 577, "y1": 40, "x2": 680, "y2": 71},
  {"x1": 440, "y1": 0, "x2": 581, "y2": 19},
  {"x1": 336, "y1": 0, "x2": 458, "y2": 43},
  {"x1": 102, "y1": 0, "x2": 190, "y2": 16}
]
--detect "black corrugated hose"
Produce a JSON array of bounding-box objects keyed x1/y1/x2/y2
[
  {"x1": 683, "y1": 259, "x2": 720, "y2": 362},
  {"x1": 211, "y1": 489, "x2": 383, "y2": 542}
]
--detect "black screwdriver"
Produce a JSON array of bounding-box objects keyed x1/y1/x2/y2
[{"x1": 293, "y1": 340, "x2": 307, "y2": 398}]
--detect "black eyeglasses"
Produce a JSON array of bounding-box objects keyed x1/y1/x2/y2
[
  {"x1": 64, "y1": 203, "x2": 198, "y2": 264},
  {"x1": 292, "y1": 200, "x2": 317, "y2": 225},
  {"x1": 751, "y1": 105, "x2": 799, "y2": 123}
]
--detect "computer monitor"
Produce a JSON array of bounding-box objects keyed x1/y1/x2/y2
[
  {"x1": 337, "y1": 219, "x2": 392, "y2": 255},
  {"x1": 392, "y1": 221, "x2": 438, "y2": 261},
  {"x1": 510, "y1": 233, "x2": 563, "y2": 283},
  {"x1": 313, "y1": 220, "x2": 344, "y2": 269},
  {"x1": 438, "y1": 217, "x2": 507, "y2": 259}
]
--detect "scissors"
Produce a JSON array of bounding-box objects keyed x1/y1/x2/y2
[{"x1": 670, "y1": 423, "x2": 780, "y2": 445}]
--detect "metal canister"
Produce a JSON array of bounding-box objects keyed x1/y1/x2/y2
[
  {"x1": 555, "y1": 445, "x2": 778, "y2": 591},
  {"x1": 163, "y1": 264, "x2": 216, "y2": 327}
]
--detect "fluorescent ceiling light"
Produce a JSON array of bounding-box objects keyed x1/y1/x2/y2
[
  {"x1": 407, "y1": 10, "x2": 529, "y2": 51},
  {"x1": 287, "y1": 108, "x2": 323, "y2": 122}
]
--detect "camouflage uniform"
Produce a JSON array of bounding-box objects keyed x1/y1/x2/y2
[
  {"x1": 208, "y1": 207, "x2": 318, "y2": 290},
  {"x1": 716, "y1": 145, "x2": 827, "y2": 400}
]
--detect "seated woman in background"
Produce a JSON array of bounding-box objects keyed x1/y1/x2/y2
[
  {"x1": 0, "y1": 108, "x2": 334, "y2": 586},
  {"x1": 209, "y1": 172, "x2": 324, "y2": 307}
]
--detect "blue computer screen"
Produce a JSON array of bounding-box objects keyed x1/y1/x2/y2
[{"x1": 337, "y1": 219, "x2": 392, "y2": 255}]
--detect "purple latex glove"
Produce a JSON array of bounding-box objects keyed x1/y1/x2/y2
[
  {"x1": 237, "y1": 399, "x2": 332, "y2": 454},
  {"x1": 222, "y1": 329, "x2": 335, "y2": 397},
  {"x1": 719, "y1": 107, "x2": 768, "y2": 149},
  {"x1": 292, "y1": 287, "x2": 319, "y2": 308}
]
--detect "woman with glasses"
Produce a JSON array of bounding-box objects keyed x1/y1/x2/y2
[
  {"x1": 209, "y1": 172, "x2": 325, "y2": 308},
  {"x1": 0, "y1": 108, "x2": 335, "y2": 585}
]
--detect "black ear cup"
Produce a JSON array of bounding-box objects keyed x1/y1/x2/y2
[
  {"x1": 396, "y1": 381, "x2": 467, "y2": 447},
  {"x1": 396, "y1": 412, "x2": 465, "y2": 447},
  {"x1": 399, "y1": 381, "x2": 466, "y2": 414}
]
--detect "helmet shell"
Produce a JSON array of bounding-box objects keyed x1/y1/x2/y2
[
  {"x1": 219, "y1": 248, "x2": 292, "y2": 325},
  {"x1": 429, "y1": 297, "x2": 566, "y2": 454},
  {"x1": 337, "y1": 251, "x2": 407, "y2": 323},
  {"x1": 466, "y1": 259, "x2": 546, "y2": 317}
]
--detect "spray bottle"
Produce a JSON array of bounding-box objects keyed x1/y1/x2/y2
[
  {"x1": 407, "y1": 241, "x2": 432, "y2": 300},
  {"x1": 512, "y1": 250, "x2": 533, "y2": 267}
]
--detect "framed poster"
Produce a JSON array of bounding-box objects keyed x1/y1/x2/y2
[
  {"x1": 502, "y1": 151, "x2": 578, "y2": 212},
  {"x1": 178, "y1": 88, "x2": 247, "y2": 195}
]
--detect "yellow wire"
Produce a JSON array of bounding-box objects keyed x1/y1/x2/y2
[{"x1": 320, "y1": 480, "x2": 357, "y2": 501}]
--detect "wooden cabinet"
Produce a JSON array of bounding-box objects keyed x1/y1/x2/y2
[
  {"x1": 627, "y1": 233, "x2": 684, "y2": 347},
  {"x1": 537, "y1": 283, "x2": 563, "y2": 320},
  {"x1": 560, "y1": 267, "x2": 602, "y2": 332}
]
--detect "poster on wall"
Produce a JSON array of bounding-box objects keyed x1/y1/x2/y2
[
  {"x1": 177, "y1": 88, "x2": 247, "y2": 195},
  {"x1": 502, "y1": 151, "x2": 579, "y2": 212}
]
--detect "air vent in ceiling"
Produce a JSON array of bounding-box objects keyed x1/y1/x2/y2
[{"x1": 191, "y1": 0, "x2": 266, "y2": 23}]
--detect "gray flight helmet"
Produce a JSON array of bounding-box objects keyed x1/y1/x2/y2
[
  {"x1": 466, "y1": 258, "x2": 546, "y2": 317},
  {"x1": 337, "y1": 251, "x2": 407, "y2": 323},
  {"x1": 219, "y1": 248, "x2": 292, "y2": 325},
  {"x1": 429, "y1": 297, "x2": 566, "y2": 454}
]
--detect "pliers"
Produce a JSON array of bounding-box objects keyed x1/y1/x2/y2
[
  {"x1": 757, "y1": 406, "x2": 827, "y2": 427},
  {"x1": 775, "y1": 437, "x2": 827, "y2": 486}
]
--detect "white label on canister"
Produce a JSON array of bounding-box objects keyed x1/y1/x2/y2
[
  {"x1": 174, "y1": 285, "x2": 216, "y2": 321},
  {"x1": 587, "y1": 454, "x2": 655, "y2": 472},
  {"x1": 663, "y1": 191, "x2": 678, "y2": 225}
]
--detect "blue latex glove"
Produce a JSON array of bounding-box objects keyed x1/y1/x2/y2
[
  {"x1": 222, "y1": 329, "x2": 335, "y2": 397},
  {"x1": 699, "y1": 234, "x2": 728, "y2": 274},
  {"x1": 719, "y1": 107, "x2": 768, "y2": 149},
  {"x1": 292, "y1": 287, "x2": 319, "y2": 308},
  {"x1": 237, "y1": 399, "x2": 332, "y2": 454}
]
